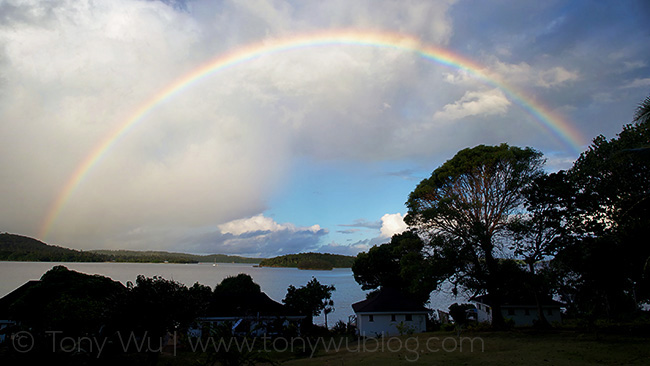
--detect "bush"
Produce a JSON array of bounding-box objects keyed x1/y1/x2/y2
[
  {"x1": 441, "y1": 323, "x2": 456, "y2": 332},
  {"x1": 396, "y1": 321, "x2": 416, "y2": 336}
]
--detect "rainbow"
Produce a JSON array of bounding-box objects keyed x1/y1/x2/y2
[{"x1": 38, "y1": 30, "x2": 585, "y2": 239}]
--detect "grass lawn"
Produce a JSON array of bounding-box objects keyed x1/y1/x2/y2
[{"x1": 278, "y1": 330, "x2": 650, "y2": 366}]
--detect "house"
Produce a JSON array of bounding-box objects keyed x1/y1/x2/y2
[
  {"x1": 192, "y1": 291, "x2": 305, "y2": 337},
  {"x1": 472, "y1": 294, "x2": 563, "y2": 326},
  {"x1": 352, "y1": 288, "x2": 430, "y2": 337},
  {"x1": 0, "y1": 280, "x2": 41, "y2": 343}
]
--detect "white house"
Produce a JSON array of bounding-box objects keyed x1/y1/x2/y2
[
  {"x1": 472, "y1": 294, "x2": 563, "y2": 326},
  {"x1": 352, "y1": 288, "x2": 430, "y2": 337}
]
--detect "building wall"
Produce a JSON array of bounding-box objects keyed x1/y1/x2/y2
[
  {"x1": 356, "y1": 313, "x2": 427, "y2": 337},
  {"x1": 475, "y1": 303, "x2": 492, "y2": 323},
  {"x1": 502, "y1": 307, "x2": 562, "y2": 326},
  {"x1": 473, "y1": 302, "x2": 561, "y2": 326}
]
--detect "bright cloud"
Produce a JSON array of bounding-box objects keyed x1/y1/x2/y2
[
  {"x1": 379, "y1": 213, "x2": 408, "y2": 238},
  {"x1": 433, "y1": 89, "x2": 512, "y2": 121},
  {"x1": 218, "y1": 214, "x2": 322, "y2": 236}
]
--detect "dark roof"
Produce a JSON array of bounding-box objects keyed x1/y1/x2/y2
[
  {"x1": 352, "y1": 288, "x2": 429, "y2": 313},
  {"x1": 472, "y1": 294, "x2": 564, "y2": 307},
  {"x1": 206, "y1": 292, "x2": 299, "y2": 318},
  {"x1": 0, "y1": 280, "x2": 41, "y2": 317}
]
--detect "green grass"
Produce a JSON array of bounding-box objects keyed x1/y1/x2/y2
[
  {"x1": 277, "y1": 330, "x2": 650, "y2": 366},
  {"x1": 43, "y1": 329, "x2": 642, "y2": 365}
]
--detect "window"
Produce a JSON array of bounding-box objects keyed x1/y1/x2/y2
[
  {"x1": 368, "y1": 315, "x2": 374, "y2": 322},
  {"x1": 524, "y1": 309, "x2": 530, "y2": 316},
  {"x1": 508, "y1": 308, "x2": 515, "y2": 316},
  {"x1": 486, "y1": 307, "x2": 491, "y2": 314},
  {"x1": 478, "y1": 304, "x2": 481, "y2": 310},
  {"x1": 391, "y1": 314, "x2": 396, "y2": 322},
  {"x1": 405, "y1": 314, "x2": 413, "y2": 321}
]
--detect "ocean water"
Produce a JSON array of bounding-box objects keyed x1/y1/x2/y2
[{"x1": 0, "y1": 261, "x2": 464, "y2": 326}]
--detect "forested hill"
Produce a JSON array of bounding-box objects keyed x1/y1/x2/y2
[
  {"x1": 90, "y1": 250, "x2": 259, "y2": 264},
  {"x1": 258, "y1": 253, "x2": 355, "y2": 270},
  {"x1": 0, "y1": 233, "x2": 259, "y2": 264},
  {"x1": 0, "y1": 233, "x2": 105, "y2": 262}
]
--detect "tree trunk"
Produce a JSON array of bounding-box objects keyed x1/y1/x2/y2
[
  {"x1": 482, "y1": 239, "x2": 506, "y2": 330},
  {"x1": 528, "y1": 261, "x2": 550, "y2": 328},
  {"x1": 488, "y1": 289, "x2": 506, "y2": 330},
  {"x1": 534, "y1": 291, "x2": 550, "y2": 328}
]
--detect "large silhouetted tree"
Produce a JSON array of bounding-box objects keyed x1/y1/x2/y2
[
  {"x1": 552, "y1": 95, "x2": 650, "y2": 317},
  {"x1": 405, "y1": 144, "x2": 545, "y2": 328}
]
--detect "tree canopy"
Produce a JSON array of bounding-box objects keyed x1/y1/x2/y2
[
  {"x1": 283, "y1": 277, "x2": 335, "y2": 327},
  {"x1": 548, "y1": 103, "x2": 650, "y2": 317},
  {"x1": 259, "y1": 252, "x2": 355, "y2": 270},
  {"x1": 405, "y1": 143, "x2": 545, "y2": 328},
  {"x1": 352, "y1": 231, "x2": 437, "y2": 305},
  {"x1": 214, "y1": 273, "x2": 261, "y2": 295}
]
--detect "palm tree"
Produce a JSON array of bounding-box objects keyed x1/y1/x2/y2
[{"x1": 633, "y1": 94, "x2": 650, "y2": 124}]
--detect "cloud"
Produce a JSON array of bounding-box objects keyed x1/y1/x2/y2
[
  {"x1": 0, "y1": 0, "x2": 461, "y2": 250},
  {"x1": 536, "y1": 67, "x2": 579, "y2": 88},
  {"x1": 218, "y1": 214, "x2": 322, "y2": 236},
  {"x1": 384, "y1": 169, "x2": 424, "y2": 181},
  {"x1": 317, "y1": 240, "x2": 371, "y2": 256},
  {"x1": 0, "y1": 0, "x2": 648, "y2": 254},
  {"x1": 339, "y1": 219, "x2": 382, "y2": 230},
  {"x1": 379, "y1": 213, "x2": 408, "y2": 238},
  {"x1": 621, "y1": 78, "x2": 650, "y2": 89},
  {"x1": 187, "y1": 215, "x2": 328, "y2": 257},
  {"x1": 433, "y1": 89, "x2": 512, "y2": 121},
  {"x1": 337, "y1": 229, "x2": 360, "y2": 235}
]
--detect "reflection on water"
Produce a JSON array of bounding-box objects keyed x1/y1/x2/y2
[{"x1": 0, "y1": 261, "x2": 463, "y2": 326}]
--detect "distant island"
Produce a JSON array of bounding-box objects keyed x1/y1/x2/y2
[
  {"x1": 0, "y1": 233, "x2": 258, "y2": 264},
  {"x1": 258, "y1": 252, "x2": 355, "y2": 270}
]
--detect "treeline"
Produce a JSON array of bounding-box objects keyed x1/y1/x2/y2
[
  {"x1": 259, "y1": 252, "x2": 355, "y2": 270},
  {"x1": 0, "y1": 233, "x2": 105, "y2": 262},
  {"x1": 0, "y1": 266, "x2": 337, "y2": 364},
  {"x1": 0, "y1": 233, "x2": 259, "y2": 264},
  {"x1": 91, "y1": 250, "x2": 260, "y2": 264}
]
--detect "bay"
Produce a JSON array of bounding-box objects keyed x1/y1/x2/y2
[{"x1": 0, "y1": 261, "x2": 463, "y2": 326}]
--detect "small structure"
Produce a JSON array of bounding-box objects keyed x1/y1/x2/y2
[
  {"x1": 472, "y1": 294, "x2": 563, "y2": 326},
  {"x1": 352, "y1": 288, "x2": 430, "y2": 337},
  {"x1": 192, "y1": 292, "x2": 305, "y2": 337}
]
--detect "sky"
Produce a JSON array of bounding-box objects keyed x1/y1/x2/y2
[{"x1": 0, "y1": 0, "x2": 648, "y2": 257}]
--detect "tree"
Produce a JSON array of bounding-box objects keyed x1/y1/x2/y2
[
  {"x1": 352, "y1": 231, "x2": 438, "y2": 305},
  {"x1": 551, "y1": 97, "x2": 650, "y2": 317},
  {"x1": 214, "y1": 273, "x2": 261, "y2": 295},
  {"x1": 9, "y1": 266, "x2": 125, "y2": 336},
  {"x1": 634, "y1": 94, "x2": 650, "y2": 125},
  {"x1": 507, "y1": 172, "x2": 573, "y2": 273},
  {"x1": 112, "y1": 275, "x2": 202, "y2": 344},
  {"x1": 506, "y1": 172, "x2": 575, "y2": 326},
  {"x1": 283, "y1": 277, "x2": 335, "y2": 328},
  {"x1": 405, "y1": 144, "x2": 545, "y2": 328},
  {"x1": 448, "y1": 303, "x2": 476, "y2": 327}
]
